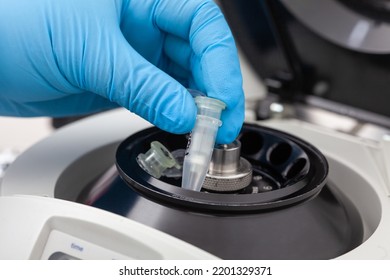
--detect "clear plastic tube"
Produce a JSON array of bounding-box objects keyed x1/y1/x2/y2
[
  {"x1": 181, "y1": 95, "x2": 226, "y2": 192},
  {"x1": 137, "y1": 141, "x2": 179, "y2": 179}
]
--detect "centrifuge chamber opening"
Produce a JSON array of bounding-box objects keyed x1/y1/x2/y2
[{"x1": 53, "y1": 124, "x2": 380, "y2": 259}]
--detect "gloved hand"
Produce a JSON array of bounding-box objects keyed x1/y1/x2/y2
[{"x1": 0, "y1": 0, "x2": 244, "y2": 144}]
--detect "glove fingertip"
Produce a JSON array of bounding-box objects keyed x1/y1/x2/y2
[{"x1": 216, "y1": 126, "x2": 241, "y2": 145}]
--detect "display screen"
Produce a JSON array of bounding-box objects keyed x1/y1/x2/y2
[{"x1": 48, "y1": 252, "x2": 80, "y2": 260}]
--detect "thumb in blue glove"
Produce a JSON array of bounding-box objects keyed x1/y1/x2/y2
[{"x1": 0, "y1": 0, "x2": 244, "y2": 144}]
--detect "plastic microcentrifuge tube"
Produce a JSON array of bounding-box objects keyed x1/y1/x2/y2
[
  {"x1": 181, "y1": 95, "x2": 226, "y2": 192},
  {"x1": 137, "y1": 141, "x2": 180, "y2": 179}
]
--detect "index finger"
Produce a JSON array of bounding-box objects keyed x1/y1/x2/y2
[{"x1": 154, "y1": 0, "x2": 243, "y2": 109}]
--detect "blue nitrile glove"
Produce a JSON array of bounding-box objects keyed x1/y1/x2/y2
[{"x1": 0, "y1": 0, "x2": 244, "y2": 144}]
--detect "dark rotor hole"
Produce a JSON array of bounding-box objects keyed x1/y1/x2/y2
[
  {"x1": 286, "y1": 158, "x2": 308, "y2": 179},
  {"x1": 269, "y1": 142, "x2": 292, "y2": 165},
  {"x1": 239, "y1": 131, "x2": 264, "y2": 156}
]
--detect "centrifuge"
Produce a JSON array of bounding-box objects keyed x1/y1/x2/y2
[{"x1": 1, "y1": 0, "x2": 390, "y2": 259}]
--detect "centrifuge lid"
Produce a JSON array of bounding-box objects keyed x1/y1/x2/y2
[{"x1": 220, "y1": 0, "x2": 390, "y2": 128}]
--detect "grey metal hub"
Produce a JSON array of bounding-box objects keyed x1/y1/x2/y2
[{"x1": 203, "y1": 141, "x2": 253, "y2": 192}]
